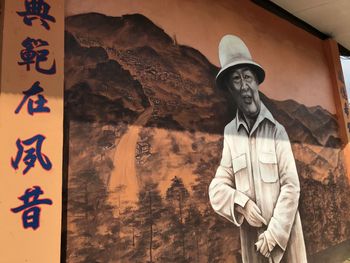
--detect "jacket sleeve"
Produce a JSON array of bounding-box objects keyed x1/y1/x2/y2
[
  {"x1": 209, "y1": 133, "x2": 250, "y2": 226},
  {"x1": 268, "y1": 125, "x2": 300, "y2": 251}
]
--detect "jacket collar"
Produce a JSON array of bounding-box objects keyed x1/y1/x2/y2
[{"x1": 235, "y1": 102, "x2": 276, "y2": 133}]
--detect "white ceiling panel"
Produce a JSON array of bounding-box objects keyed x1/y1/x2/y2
[
  {"x1": 271, "y1": 0, "x2": 350, "y2": 51},
  {"x1": 272, "y1": 0, "x2": 332, "y2": 13}
]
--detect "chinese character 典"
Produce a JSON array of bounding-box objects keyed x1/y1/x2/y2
[
  {"x1": 15, "y1": 81, "x2": 50, "y2": 115},
  {"x1": 18, "y1": 37, "x2": 56, "y2": 75},
  {"x1": 11, "y1": 186, "x2": 52, "y2": 230},
  {"x1": 11, "y1": 134, "x2": 52, "y2": 175},
  {"x1": 17, "y1": 0, "x2": 56, "y2": 30}
]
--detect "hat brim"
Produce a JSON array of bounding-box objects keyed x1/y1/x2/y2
[{"x1": 216, "y1": 60, "x2": 265, "y2": 89}]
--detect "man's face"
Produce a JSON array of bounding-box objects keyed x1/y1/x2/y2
[{"x1": 226, "y1": 67, "x2": 261, "y2": 118}]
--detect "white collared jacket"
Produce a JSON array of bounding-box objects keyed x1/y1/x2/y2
[{"x1": 209, "y1": 102, "x2": 307, "y2": 263}]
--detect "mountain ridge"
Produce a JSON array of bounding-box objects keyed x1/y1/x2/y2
[{"x1": 65, "y1": 12, "x2": 343, "y2": 173}]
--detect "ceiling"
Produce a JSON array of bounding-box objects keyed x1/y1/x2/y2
[{"x1": 270, "y1": 0, "x2": 350, "y2": 53}]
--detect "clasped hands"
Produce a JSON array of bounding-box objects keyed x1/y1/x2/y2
[{"x1": 236, "y1": 199, "x2": 275, "y2": 258}]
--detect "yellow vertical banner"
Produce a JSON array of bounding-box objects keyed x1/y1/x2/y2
[{"x1": 0, "y1": 0, "x2": 63, "y2": 262}]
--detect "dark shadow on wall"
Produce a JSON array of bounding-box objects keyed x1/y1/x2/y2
[
  {"x1": 62, "y1": 12, "x2": 350, "y2": 263},
  {"x1": 60, "y1": 88, "x2": 69, "y2": 263}
]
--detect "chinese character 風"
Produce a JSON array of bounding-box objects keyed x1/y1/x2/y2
[
  {"x1": 17, "y1": 0, "x2": 56, "y2": 30},
  {"x1": 15, "y1": 81, "x2": 50, "y2": 115},
  {"x1": 18, "y1": 37, "x2": 56, "y2": 75},
  {"x1": 11, "y1": 134, "x2": 52, "y2": 175},
  {"x1": 11, "y1": 186, "x2": 52, "y2": 230}
]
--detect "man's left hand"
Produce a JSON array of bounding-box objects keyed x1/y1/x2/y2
[
  {"x1": 255, "y1": 234, "x2": 269, "y2": 258},
  {"x1": 255, "y1": 230, "x2": 276, "y2": 258}
]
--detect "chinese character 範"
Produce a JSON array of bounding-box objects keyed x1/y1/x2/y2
[
  {"x1": 11, "y1": 134, "x2": 52, "y2": 175},
  {"x1": 17, "y1": 0, "x2": 56, "y2": 30},
  {"x1": 18, "y1": 37, "x2": 56, "y2": 75},
  {"x1": 15, "y1": 81, "x2": 50, "y2": 115},
  {"x1": 11, "y1": 186, "x2": 52, "y2": 230}
]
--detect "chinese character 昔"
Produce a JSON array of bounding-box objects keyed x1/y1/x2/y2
[
  {"x1": 18, "y1": 37, "x2": 56, "y2": 75},
  {"x1": 11, "y1": 186, "x2": 52, "y2": 230},
  {"x1": 11, "y1": 134, "x2": 52, "y2": 175},
  {"x1": 17, "y1": 0, "x2": 56, "y2": 30},
  {"x1": 15, "y1": 81, "x2": 50, "y2": 115}
]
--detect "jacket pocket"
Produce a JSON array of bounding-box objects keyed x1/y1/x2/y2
[
  {"x1": 232, "y1": 153, "x2": 249, "y2": 192},
  {"x1": 258, "y1": 152, "x2": 278, "y2": 183}
]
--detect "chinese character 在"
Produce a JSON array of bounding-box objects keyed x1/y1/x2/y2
[
  {"x1": 18, "y1": 37, "x2": 56, "y2": 75},
  {"x1": 11, "y1": 186, "x2": 52, "y2": 230},
  {"x1": 11, "y1": 134, "x2": 52, "y2": 175},
  {"x1": 15, "y1": 81, "x2": 50, "y2": 115},
  {"x1": 17, "y1": 0, "x2": 56, "y2": 30}
]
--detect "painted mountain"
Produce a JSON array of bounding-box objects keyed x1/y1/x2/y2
[{"x1": 64, "y1": 13, "x2": 350, "y2": 263}]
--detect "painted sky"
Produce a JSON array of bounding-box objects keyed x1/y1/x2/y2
[{"x1": 66, "y1": 0, "x2": 337, "y2": 113}]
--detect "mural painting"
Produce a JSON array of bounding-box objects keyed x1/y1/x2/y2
[
  {"x1": 64, "y1": 10, "x2": 350, "y2": 263},
  {"x1": 209, "y1": 35, "x2": 307, "y2": 263}
]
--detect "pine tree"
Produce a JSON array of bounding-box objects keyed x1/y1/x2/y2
[
  {"x1": 68, "y1": 168, "x2": 122, "y2": 262},
  {"x1": 132, "y1": 182, "x2": 164, "y2": 263},
  {"x1": 185, "y1": 205, "x2": 202, "y2": 262},
  {"x1": 162, "y1": 176, "x2": 190, "y2": 262}
]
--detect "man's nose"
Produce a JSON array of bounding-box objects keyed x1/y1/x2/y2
[{"x1": 241, "y1": 79, "x2": 249, "y2": 91}]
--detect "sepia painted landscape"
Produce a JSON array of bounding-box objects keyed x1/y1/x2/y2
[{"x1": 64, "y1": 13, "x2": 350, "y2": 262}]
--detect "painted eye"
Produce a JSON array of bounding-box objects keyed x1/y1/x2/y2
[
  {"x1": 232, "y1": 75, "x2": 241, "y2": 84},
  {"x1": 244, "y1": 75, "x2": 252, "y2": 82}
]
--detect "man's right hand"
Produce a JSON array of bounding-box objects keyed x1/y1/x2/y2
[{"x1": 236, "y1": 199, "x2": 267, "y2": 227}]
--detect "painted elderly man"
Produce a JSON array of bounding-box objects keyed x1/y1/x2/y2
[{"x1": 209, "y1": 35, "x2": 307, "y2": 263}]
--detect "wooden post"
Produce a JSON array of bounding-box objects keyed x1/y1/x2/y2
[{"x1": 323, "y1": 39, "x2": 350, "y2": 180}]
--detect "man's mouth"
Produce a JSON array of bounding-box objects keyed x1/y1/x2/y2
[{"x1": 242, "y1": 95, "x2": 252, "y2": 104}]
